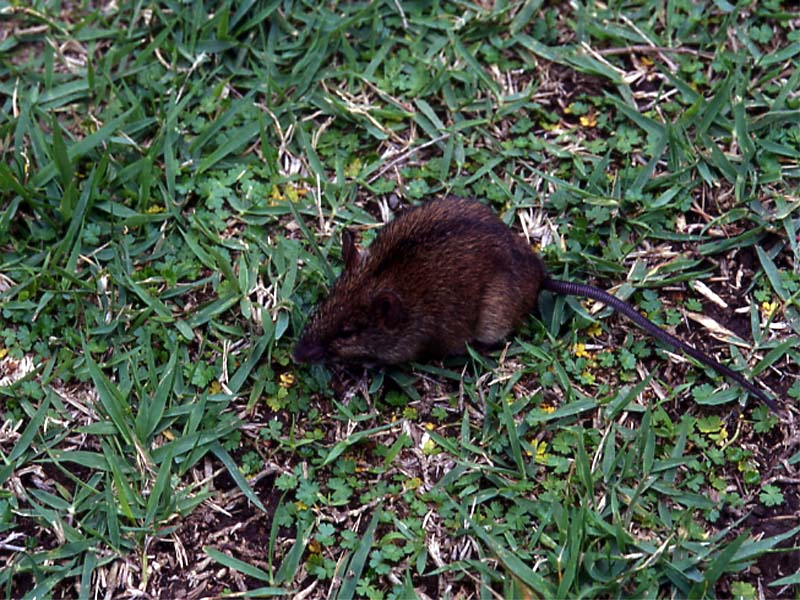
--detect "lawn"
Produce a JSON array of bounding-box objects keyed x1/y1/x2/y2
[{"x1": 1, "y1": 1, "x2": 799, "y2": 598}]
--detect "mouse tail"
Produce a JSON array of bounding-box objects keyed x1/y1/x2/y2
[{"x1": 543, "y1": 278, "x2": 778, "y2": 412}]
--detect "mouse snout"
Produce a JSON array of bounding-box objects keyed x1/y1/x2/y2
[{"x1": 293, "y1": 338, "x2": 326, "y2": 363}]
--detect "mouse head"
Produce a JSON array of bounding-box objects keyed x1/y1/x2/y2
[{"x1": 293, "y1": 229, "x2": 409, "y2": 365}]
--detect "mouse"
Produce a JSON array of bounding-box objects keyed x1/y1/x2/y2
[{"x1": 293, "y1": 196, "x2": 778, "y2": 412}]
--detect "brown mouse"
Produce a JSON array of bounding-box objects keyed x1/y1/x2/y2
[{"x1": 293, "y1": 197, "x2": 778, "y2": 412}]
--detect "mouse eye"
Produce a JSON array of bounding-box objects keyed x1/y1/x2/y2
[{"x1": 337, "y1": 324, "x2": 358, "y2": 339}]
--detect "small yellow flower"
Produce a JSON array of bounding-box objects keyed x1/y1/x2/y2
[
  {"x1": 573, "y1": 343, "x2": 591, "y2": 358},
  {"x1": 279, "y1": 373, "x2": 295, "y2": 388},
  {"x1": 534, "y1": 440, "x2": 549, "y2": 465},
  {"x1": 761, "y1": 301, "x2": 778, "y2": 319},
  {"x1": 540, "y1": 404, "x2": 556, "y2": 414},
  {"x1": 737, "y1": 459, "x2": 756, "y2": 473},
  {"x1": 285, "y1": 184, "x2": 307, "y2": 202},
  {"x1": 407, "y1": 477, "x2": 422, "y2": 490},
  {"x1": 345, "y1": 158, "x2": 363, "y2": 178},
  {"x1": 0, "y1": 347, "x2": 7, "y2": 359},
  {"x1": 295, "y1": 500, "x2": 308, "y2": 511},
  {"x1": 209, "y1": 380, "x2": 222, "y2": 394},
  {"x1": 709, "y1": 426, "x2": 729, "y2": 446},
  {"x1": 308, "y1": 540, "x2": 322, "y2": 554},
  {"x1": 424, "y1": 422, "x2": 435, "y2": 431},
  {"x1": 586, "y1": 322, "x2": 602, "y2": 337},
  {"x1": 579, "y1": 112, "x2": 597, "y2": 128},
  {"x1": 421, "y1": 433, "x2": 437, "y2": 454},
  {"x1": 145, "y1": 205, "x2": 165, "y2": 214},
  {"x1": 270, "y1": 184, "x2": 308, "y2": 205}
]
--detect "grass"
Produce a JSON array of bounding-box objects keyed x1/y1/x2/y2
[{"x1": 1, "y1": 0, "x2": 799, "y2": 598}]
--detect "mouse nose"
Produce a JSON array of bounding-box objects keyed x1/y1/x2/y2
[{"x1": 293, "y1": 339, "x2": 326, "y2": 363}]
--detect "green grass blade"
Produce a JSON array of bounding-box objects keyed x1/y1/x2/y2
[
  {"x1": 337, "y1": 507, "x2": 381, "y2": 600},
  {"x1": 204, "y1": 547, "x2": 273, "y2": 582},
  {"x1": 211, "y1": 444, "x2": 267, "y2": 512}
]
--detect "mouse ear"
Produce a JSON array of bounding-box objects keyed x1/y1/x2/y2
[
  {"x1": 341, "y1": 229, "x2": 361, "y2": 271},
  {"x1": 372, "y1": 290, "x2": 406, "y2": 330}
]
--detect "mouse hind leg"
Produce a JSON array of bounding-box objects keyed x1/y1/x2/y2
[{"x1": 474, "y1": 275, "x2": 535, "y2": 345}]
